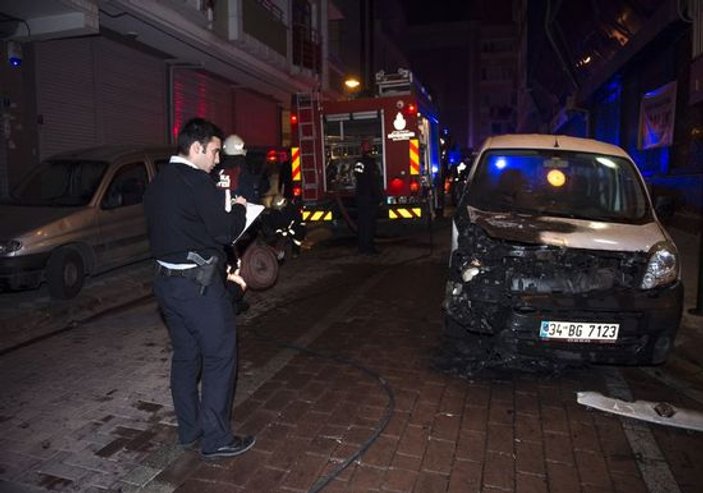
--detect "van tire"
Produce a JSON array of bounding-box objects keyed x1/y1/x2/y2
[{"x1": 46, "y1": 249, "x2": 85, "y2": 300}]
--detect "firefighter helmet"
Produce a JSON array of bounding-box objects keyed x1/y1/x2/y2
[{"x1": 223, "y1": 134, "x2": 247, "y2": 156}]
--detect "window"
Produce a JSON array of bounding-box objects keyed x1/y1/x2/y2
[{"x1": 102, "y1": 163, "x2": 148, "y2": 209}]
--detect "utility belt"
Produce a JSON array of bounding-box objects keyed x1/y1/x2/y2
[{"x1": 155, "y1": 251, "x2": 220, "y2": 294}]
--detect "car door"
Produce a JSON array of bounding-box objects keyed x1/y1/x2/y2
[{"x1": 94, "y1": 159, "x2": 150, "y2": 271}]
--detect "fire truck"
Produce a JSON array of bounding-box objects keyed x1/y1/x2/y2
[{"x1": 290, "y1": 68, "x2": 442, "y2": 227}]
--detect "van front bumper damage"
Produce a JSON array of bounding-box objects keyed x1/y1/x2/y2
[{"x1": 444, "y1": 223, "x2": 683, "y2": 366}]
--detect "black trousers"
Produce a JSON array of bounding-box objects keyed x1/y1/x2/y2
[
  {"x1": 356, "y1": 197, "x2": 378, "y2": 253},
  {"x1": 153, "y1": 274, "x2": 236, "y2": 452}
]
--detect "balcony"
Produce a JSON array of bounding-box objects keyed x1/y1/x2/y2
[
  {"x1": 292, "y1": 24, "x2": 321, "y2": 74},
  {"x1": 242, "y1": 0, "x2": 287, "y2": 57}
]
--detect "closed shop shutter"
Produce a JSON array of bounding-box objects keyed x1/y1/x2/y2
[
  {"x1": 35, "y1": 38, "x2": 97, "y2": 159},
  {"x1": 233, "y1": 88, "x2": 280, "y2": 146},
  {"x1": 172, "y1": 69, "x2": 233, "y2": 138},
  {"x1": 96, "y1": 38, "x2": 167, "y2": 147},
  {"x1": 35, "y1": 37, "x2": 167, "y2": 160}
]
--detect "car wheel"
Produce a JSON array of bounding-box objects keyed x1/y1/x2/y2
[
  {"x1": 46, "y1": 249, "x2": 85, "y2": 300},
  {"x1": 240, "y1": 243, "x2": 279, "y2": 290}
]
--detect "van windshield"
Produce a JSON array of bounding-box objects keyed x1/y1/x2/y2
[
  {"x1": 5, "y1": 160, "x2": 109, "y2": 207},
  {"x1": 466, "y1": 149, "x2": 651, "y2": 223}
]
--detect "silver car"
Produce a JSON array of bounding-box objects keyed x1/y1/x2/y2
[{"x1": 0, "y1": 146, "x2": 171, "y2": 299}]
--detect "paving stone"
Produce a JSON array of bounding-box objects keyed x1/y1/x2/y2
[
  {"x1": 515, "y1": 472, "x2": 548, "y2": 493},
  {"x1": 486, "y1": 423, "x2": 514, "y2": 455},
  {"x1": 482, "y1": 450, "x2": 515, "y2": 491},
  {"x1": 446, "y1": 458, "x2": 482, "y2": 493},
  {"x1": 430, "y1": 412, "x2": 460, "y2": 442},
  {"x1": 421, "y1": 438, "x2": 455, "y2": 475},
  {"x1": 543, "y1": 431, "x2": 575, "y2": 466},
  {"x1": 348, "y1": 463, "x2": 385, "y2": 491},
  {"x1": 414, "y1": 470, "x2": 449, "y2": 493},
  {"x1": 488, "y1": 398, "x2": 515, "y2": 426},
  {"x1": 120, "y1": 464, "x2": 161, "y2": 486},
  {"x1": 461, "y1": 405, "x2": 489, "y2": 432},
  {"x1": 546, "y1": 461, "x2": 581, "y2": 493},
  {"x1": 395, "y1": 424, "x2": 427, "y2": 458}
]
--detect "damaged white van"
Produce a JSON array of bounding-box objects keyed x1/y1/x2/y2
[{"x1": 444, "y1": 134, "x2": 683, "y2": 365}]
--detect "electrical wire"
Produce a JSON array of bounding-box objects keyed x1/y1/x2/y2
[
  {"x1": 0, "y1": 13, "x2": 31, "y2": 38},
  {"x1": 244, "y1": 217, "x2": 437, "y2": 492}
]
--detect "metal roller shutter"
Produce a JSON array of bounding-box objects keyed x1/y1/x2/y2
[
  {"x1": 35, "y1": 37, "x2": 167, "y2": 160},
  {"x1": 233, "y1": 88, "x2": 280, "y2": 146},
  {"x1": 35, "y1": 38, "x2": 97, "y2": 159},
  {"x1": 172, "y1": 68, "x2": 233, "y2": 138},
  {"x1": 96, "y1": 38, "x2": 167, "y2": 146}
]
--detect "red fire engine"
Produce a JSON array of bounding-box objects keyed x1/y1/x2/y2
[{"x1": 290, "y1": 68, "x2": 442, "y2": 226}]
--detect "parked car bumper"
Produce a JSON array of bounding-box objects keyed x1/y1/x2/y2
[{"x1": 0, "y1": 253, "x2": 50, "y2": 290}]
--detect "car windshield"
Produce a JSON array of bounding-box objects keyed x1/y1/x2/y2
[
  {"x1": 465, "y1": 149, "x2": 651, "y2": 223},
  {"x1": 4, "y1": 159, "x2": 109, "y2": 207}
]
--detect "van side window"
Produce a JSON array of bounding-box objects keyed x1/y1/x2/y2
[{"x1": 102, "y1": 163, "x2": 149, "y2": 209}]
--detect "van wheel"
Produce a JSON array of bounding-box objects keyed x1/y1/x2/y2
[
  {"x1": 46, "y1": 249, "x2": 85, "y2": 300},
  {"x1": 240, "y1": 243, "x2": 279, "y2": 290}
]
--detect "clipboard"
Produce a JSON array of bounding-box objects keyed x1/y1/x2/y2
[{"x1": 234, "y1": 203, "x2": 265, "y2": 243}]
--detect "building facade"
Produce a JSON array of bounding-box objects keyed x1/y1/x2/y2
[
  {"x1": 517, "y1": 0, "x2": 702, "y2": 215},
  {"x1": 0, "y1": 0, "x2": 351, "y2": 195}
]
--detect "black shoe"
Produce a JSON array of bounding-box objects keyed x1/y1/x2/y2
[{"x1": 201, "y1": 435, "x2": 256, "y2": 459}]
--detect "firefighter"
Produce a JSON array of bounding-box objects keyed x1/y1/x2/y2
[
  {"x1": 354, "y1": 138, "x2": 383, "y2": 255},
  {"x1": 215, "y1": 134, "x2": 247, "y2": 194},
  {"x1": 213, "y1": 134, "x2": 250, "y2": 313}
]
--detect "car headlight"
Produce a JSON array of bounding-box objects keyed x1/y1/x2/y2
[
  {"x1": 0, "y1": 240, "x2": 22, "y2": 255},
  {"x1": 641, "y1": 242, "x2": 679, "y2": 290}
]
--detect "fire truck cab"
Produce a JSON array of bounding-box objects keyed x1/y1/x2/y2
[{"x1": 291, "y1": 68, "x2": 442, "y2": 225}]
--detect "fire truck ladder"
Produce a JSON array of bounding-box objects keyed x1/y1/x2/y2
[{"x1": 296, "y1": 91, "x2": 320, "y2": 201}]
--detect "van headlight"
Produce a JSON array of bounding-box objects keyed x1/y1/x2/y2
[
  {"x1": 0, "y1": 240, "x2": 22, "y2": 255},
  {"x1": 641, "y1": 242, "x2": 679, "y2": 290}
]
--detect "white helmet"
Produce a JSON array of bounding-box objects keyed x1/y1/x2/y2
[{"x1": 223, "y1": 134, "x2": 247, "y2": 156}]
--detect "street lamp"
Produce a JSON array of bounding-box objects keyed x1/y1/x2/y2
[{"x1": 344, "y1": 77, "x2": 361, "y2": 90}]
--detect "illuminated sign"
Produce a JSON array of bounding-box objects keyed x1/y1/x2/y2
[{"x1": 387, "y1": 112, "x2": 416, "y2": 141}]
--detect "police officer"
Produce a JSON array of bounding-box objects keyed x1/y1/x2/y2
[
  {"x1": 354, "y1": 138, "x2": 383, "y2": 254},
  {"x1": 144, "y1": 118, "x2": 255, "y2": 459}
]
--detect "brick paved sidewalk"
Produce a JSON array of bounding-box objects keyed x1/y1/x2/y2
[
  {"x1": 2, "y1": 224, "x2": 703, "y2": 492},
  {"x1": 146, "y1": 254, "x2": 703, "y2": 493}
]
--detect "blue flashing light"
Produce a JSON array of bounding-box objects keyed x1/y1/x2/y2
[
  {"x1": 431, "y1": 165, "x2": 439, "y2": 174},
  {"x1": 9, "y1": 56, "x2": 22, "y2": 68},
  {"x1": 495, "y1": 158, "x2": 507, "y2": 169}
]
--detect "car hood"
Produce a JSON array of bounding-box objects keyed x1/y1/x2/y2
[
  {"x1": 467, "y1": 206, "x2": 667, "y2": 252},
  {"x1": 0, "y1": 205, "x2": 82, "y2": 238}
]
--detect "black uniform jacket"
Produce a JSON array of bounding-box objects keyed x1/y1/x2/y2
[{"x1": 144, "y1": 161, "x2": 247, "y2": 264}]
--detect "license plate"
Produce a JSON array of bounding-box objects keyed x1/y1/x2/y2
[{"x1": 539, "y1": 320, "x2": 619, "y2": 342}]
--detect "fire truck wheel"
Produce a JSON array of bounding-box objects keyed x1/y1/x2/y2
[
  {"x1": 46, "y1": 248, "x2": 85, "y2": 300},
  {"x1": 240, "y1": 243, "x2": 279, "y2": 290}
]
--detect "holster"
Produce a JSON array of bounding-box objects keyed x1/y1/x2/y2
[{"x1": 186, "y1": 251, "x2": 220, "y2": 294}]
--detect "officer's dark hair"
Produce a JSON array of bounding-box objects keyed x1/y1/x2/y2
[{"x1": 176, "y1": 117, "x2": 224, "y2": 155}]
